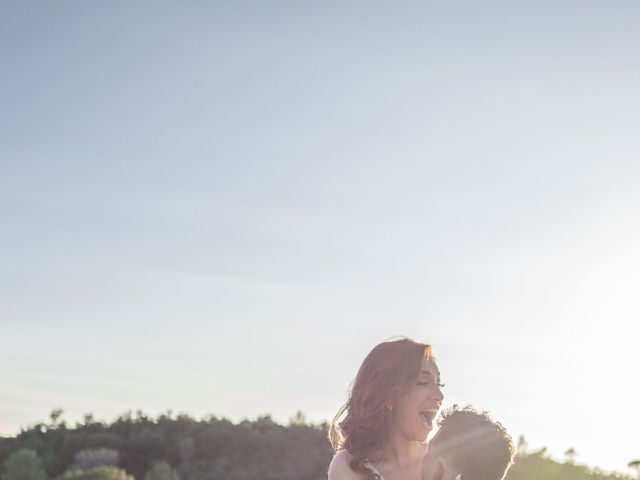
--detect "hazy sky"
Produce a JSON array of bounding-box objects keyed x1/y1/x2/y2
[{"x1": 2, "y1": 1, "x2": 640, "y2": 474}]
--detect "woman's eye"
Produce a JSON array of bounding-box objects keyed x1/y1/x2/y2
[{"x1": 437, "y1": 382, "x2": 446, "y2": 388}]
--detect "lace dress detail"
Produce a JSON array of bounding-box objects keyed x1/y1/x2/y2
[{"x1": 363, "y1": 460, "x2": 385, "y2": 480}]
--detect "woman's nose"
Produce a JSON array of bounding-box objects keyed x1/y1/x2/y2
[{"x1": 433, "y1": 386, "x2": 444, "y2": 401}]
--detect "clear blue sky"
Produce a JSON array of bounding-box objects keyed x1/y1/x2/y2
[{"x1": 2, "y1": 1, "x2": 639, "y2": 474}]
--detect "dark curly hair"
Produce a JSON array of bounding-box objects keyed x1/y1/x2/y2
[
  {"x1": 430, "y1": 405, "x2": 516, "y2": 480},
  {"x1": 329, "y1": 338, "x2": 433, "y2": 479}
]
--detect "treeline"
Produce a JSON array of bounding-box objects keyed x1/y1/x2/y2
[
  {"x1": 0, "y1": 410, "x2": 633, "y2": 480},
  {"x1": 0, "y1": 410, "x2": 330, "y2": 480},
  {"x1": 507, "y1": 447, "x2": 632, "y2": 480}
]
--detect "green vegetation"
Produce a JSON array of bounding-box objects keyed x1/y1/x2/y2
[
  {"x1": 68, "y1": 449, "x2": 119, "y2": 472},
  {"x1": 0, "y1": 409, "x2": 634, "y2": 480},
  {"x1": 59, "y1": 466, "x2": 134, "y2": 480},
  {"x1": 1, "y1": 448, "x2": 47, "y2": 480},
  {"x1": 0, "y1": 409, "x2": 330, "y2": 480},
  {"x1": 143, "y1": 462, "x2": 180, "y2": 480},
  {"x1": 508, "y1": 448, "x2": 631, "y2": 480}
]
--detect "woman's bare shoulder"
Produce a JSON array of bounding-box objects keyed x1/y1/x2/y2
[{"x1": 328, "y1": 450, "x2": 365, "y2": 480}]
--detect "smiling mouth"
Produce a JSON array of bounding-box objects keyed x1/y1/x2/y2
[{"x1": 420, "y1": 409, "x2": 437, "y2": 427}]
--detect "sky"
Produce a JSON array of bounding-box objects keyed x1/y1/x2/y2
[{"x1": 1, "y1": 0, "x2": 640, "y2": 475}]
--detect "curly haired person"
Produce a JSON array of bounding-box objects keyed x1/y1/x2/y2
[{"x1": 422, "y1": 406, "x2": 515, "y2": 480}]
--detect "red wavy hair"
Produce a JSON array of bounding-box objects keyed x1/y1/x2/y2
[{"x1": 329, "y1": 338, "x2": 433, "y2": 479}]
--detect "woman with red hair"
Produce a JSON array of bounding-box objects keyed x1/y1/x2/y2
[{"x1": 328, "y1": 338, "x2": 444, "y2": 480}]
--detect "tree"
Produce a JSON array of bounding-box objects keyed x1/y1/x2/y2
[
  {"x1": 564, "y1": 447, "x2": 577, "y2": 463},
  {"x1": 629, "y1": 460, "x2": 640, "y2": 480},
  {"x1": 288, "y1": 411, "x2": 307, "y2": 426},
  {"x1": 2, "y1": 410, "x2": 332, "y2": 480},
  {"x1": 1, "y1": 448, "x2": 47, "y2": 480},
  {"x1": 177, "y1": 436, "x2": 193, "y2": 465},
  {"x1": 517, "y1": 435, "x2": 528, "y2": 456},
  {"x1": 61, "y1": 466, "x2": 134, "y2": 480},
  {"x1": 143, "y1": 462, "x2": 180, "y2": 480},
  {"x1": 176, "y1": 436, "x2": 193, "y2": 479},
  {"x1": 67, "y1": 449, "x2": 119, "y2": 472},
  {"x1": 49, "y1": 409, "x2": 65, "y2": 429}
]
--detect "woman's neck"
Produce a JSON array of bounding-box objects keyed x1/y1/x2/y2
[{"x1": 380, "y1": 431, "x2": 422, "y2": 468}]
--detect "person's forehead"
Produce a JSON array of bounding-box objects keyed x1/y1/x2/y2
[{"x1": 420, "y1": 357, "x2": 440, "y2": 375}]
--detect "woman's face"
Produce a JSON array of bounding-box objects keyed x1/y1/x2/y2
[{"x1": 391, "y1": 357, "x2": 444, "y2": 442}]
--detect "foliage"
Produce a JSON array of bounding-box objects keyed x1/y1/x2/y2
[
  {"x1": 143, "y1": 462, "x2": 180, "y2": 480},
  {"x1": 59, "y1": 466, "x2": 133, "y2": 480},
  {"x1": 67, "y1": 449, "x2": 119, "y2": 472},
  {"x1": 506, "y1": 447, "x2": 632, "y2": 480},
  {"x1": 0, "y1": 410, "x2": 331, "y2": 480},
  {"x1": 1, "y1": 448, "x2": 47, "y2": 480}
]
